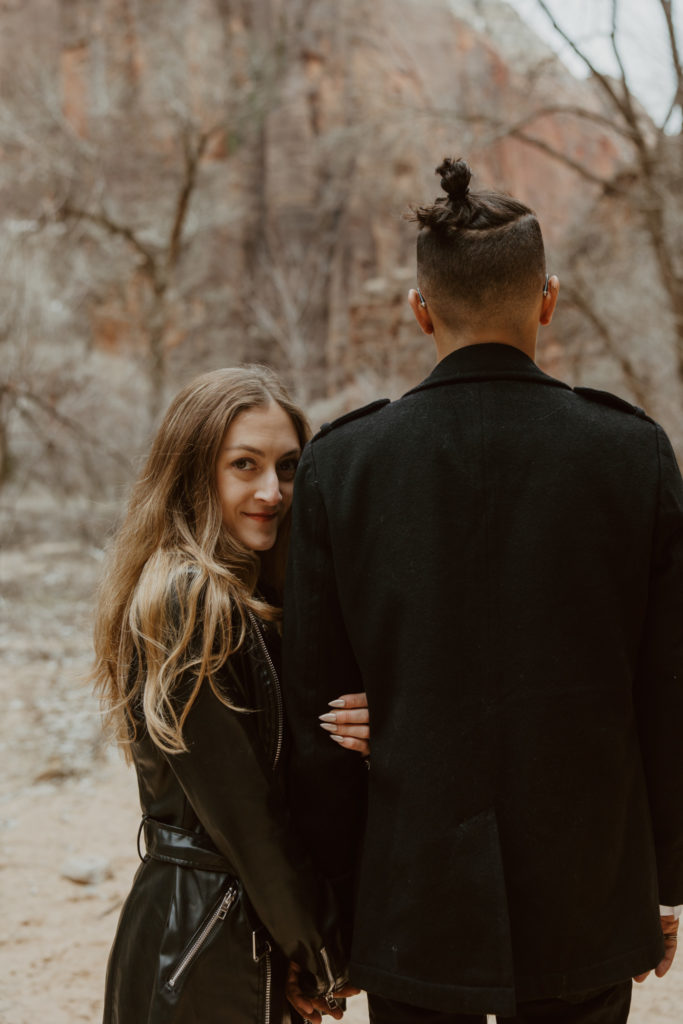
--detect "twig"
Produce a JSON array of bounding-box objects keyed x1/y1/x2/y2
[{"x1": 1, "y1": 381, "x2": 131, "y2": 471}]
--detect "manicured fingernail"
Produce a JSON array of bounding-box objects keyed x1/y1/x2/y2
[
  {"x1": 328, "y1": 699, "x2": 345, "y2": 708},
  {"x1": 320, "y1": 722, "x2": 338, "y2": 733},
  {"x1": 319, "y1": 712, "x2": 337, "y2": 722},
  {"x1": 329, "y1": 734, "x2": 345, "y2": 744}
]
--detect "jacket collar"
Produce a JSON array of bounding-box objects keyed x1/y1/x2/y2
[{"x1": 404, "y1": 342, "x2": 572, "y2": 397}]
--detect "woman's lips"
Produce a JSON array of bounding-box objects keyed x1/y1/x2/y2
[{"x1": 243, "y1": 511, "x2": 278, "y2": 522}]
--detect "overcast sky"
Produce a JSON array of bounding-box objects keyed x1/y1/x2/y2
[{"x1": 504, "y1": 0, "x2": 683, "y2": 128}]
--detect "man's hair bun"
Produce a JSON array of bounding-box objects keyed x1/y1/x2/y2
[
  {"x1": 437, "y1": 158, "x2": 471, "y2": 205},
  {"x1": 408, "y1": 156, "x2": 535, "y2": 236}
]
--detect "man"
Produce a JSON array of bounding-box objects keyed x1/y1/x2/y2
[{"x1": 283, "y1": 158, "x2": 683, "y2": 1023}]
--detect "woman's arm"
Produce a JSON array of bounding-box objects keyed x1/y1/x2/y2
[{"x1": 163, "y1": 674, "x2": 347, "y2": 998}]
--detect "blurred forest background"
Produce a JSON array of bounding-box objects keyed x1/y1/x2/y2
[
  {"x1": 2, "y1": 1, "x2": 683, "y2": 1021},
  {"x1": 2, "y1": 0, "x2": 683, "y2": 522}
]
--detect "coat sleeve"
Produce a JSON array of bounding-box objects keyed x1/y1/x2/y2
[
  {"x1": 634, "y1": 423, "x2": 683, "y2": 906},
  {"x1": 282, "y1": 442, "x2": 368, "y2": 947},
  {"x1": 162, "y1": 670, "x2": 346, "y2": 995}
]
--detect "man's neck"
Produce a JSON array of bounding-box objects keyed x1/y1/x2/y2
[{"x1": 433, "y1": 333, "x2": 537, "y2": 364}]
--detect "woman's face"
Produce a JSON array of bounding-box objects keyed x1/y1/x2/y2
[{"x1": 215, "y1": 402, "x2": 301, "y2": 551}]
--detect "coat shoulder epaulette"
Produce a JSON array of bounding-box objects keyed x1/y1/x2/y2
[
  {"x1": 573, "y1": 386, "x2": 654, "y2": 423},
  {"x1": 312, "y1": 398, "x2": 391, "y2": 441}
]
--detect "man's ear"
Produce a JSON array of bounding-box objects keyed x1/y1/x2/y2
[
  {"x1": 408, "y1": 289, "x2": 435, "y2": 335},
  {"x1": 540, "y1": 275, "x2": 560, "y2": 326}
]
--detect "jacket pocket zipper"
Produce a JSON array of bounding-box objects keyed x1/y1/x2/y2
[{"x1": 166, "y1": 884, "x2": 238, "y2": 990}]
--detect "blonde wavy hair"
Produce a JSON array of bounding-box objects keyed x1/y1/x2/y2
[{"x1": 91, "y1": 366, "x2": 310, "y2": 759}]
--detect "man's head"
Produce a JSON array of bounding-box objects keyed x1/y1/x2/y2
[{"x1": 408, "y1": 158, "x2": 558, "y2": 356}]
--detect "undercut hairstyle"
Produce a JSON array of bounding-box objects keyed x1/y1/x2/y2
[
  {"x1": 91, "y1": 365, "x2": 310, "y2": 759},
  {"x1": 409, "y1": 158, "x2": 546, "y2": 329}
]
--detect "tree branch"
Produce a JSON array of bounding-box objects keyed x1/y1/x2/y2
[
  {"x1": 659, "y1": 0, "x2": 683, "y2": 131},
  {"x1": 453, "y1": 104, "x2": 639, "y2": 144},
  {"x1": 534, "y1": 0, "x2": 627, "y2": 118},
  {"x1": 0, "y1": 380, "x2": 131, "y2": 471},
  {"x1": 610, "y1": 0, "x2": 628, "y2": 93},
  {"x1": 167, "y1": 127, "x2": 218, "y2": 271},
  {"x1": 561, "y1": 282, "x2": 651, "y2": 408},
  {"x1": 535, "y1": 0, "x2": 653, "y2": 165},
  {"x1": 610, "y1": 0, "x2": 643, "y2": 132},
  {"x1": 507, "y1": 129, "x2": 619, "y2": 190},
  {"x1": 57, "y1": 200, "x2": 157, "y2": 277}
]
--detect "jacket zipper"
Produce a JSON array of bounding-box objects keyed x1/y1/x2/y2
[
  {"x1": 251, "y1": 616, "x2": 284, "y2": 770},
  {"x1": 166, "y1": 884, "x2": 237, "y2": 990},
  {"x1": 263, "y1": 948, "x2": 272, "y2": 1024},
  {"x1": 252, "y1": 929, "x2": 273, "y2": 1024}
]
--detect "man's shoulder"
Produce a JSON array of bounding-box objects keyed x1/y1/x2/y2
[
  {"x1": 311, "y1": 398, "x2": 391, "y2": 443},
  {"x1": 572, "y1": 386, "x2": 656, "y2": 425},
  {"x1": 308, "y1": 385, "x2": 659, "y2": 448}
]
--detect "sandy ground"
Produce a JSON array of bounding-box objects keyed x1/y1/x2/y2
[{"x1": 1, "y1": 528, "x2": 681, "y2": 1022}]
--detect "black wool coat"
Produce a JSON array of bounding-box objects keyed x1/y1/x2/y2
[{"x1": 283, "y1": 343, "x2": 683, "y2": 1017}]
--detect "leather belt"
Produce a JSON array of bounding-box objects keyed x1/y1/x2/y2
[{"x1": 139, "y1": 816, "x2": 234, "y2": 874}]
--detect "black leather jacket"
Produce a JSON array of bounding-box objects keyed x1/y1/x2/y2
[{"x1": 103, "y1": 619, "x2": 345, "y2": 1024}]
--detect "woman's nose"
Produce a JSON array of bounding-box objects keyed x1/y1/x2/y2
[{"x1": 255, "y1": 470, "x2": 282, "y2": 504}]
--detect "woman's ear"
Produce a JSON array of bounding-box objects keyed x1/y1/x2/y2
[{"x1": 408, "y1": 289, "x2": 435, "y2": 335}]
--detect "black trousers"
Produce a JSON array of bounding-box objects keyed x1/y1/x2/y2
[{"x1": 368, "y1": 980, "x2": 632, "y2": 1024}]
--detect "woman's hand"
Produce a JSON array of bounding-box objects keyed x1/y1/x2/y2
[
  {"x1": 285, "y1": 962, "x2": 360, "y2": 1022},
  {"x1": 319, "y1": 692, "x2": 369, "y2": 757}
]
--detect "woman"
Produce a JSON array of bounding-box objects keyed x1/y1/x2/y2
[{"x1": 92, "y1": 366, "x2": 368, "y2": 1024}]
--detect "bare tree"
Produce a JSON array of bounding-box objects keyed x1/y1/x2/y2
[
  {"x1": 55, "y1": 118, "x2": 222, "y2": 420},
  {"x1": 0, "y1": 3, "x2": 254, "y2": 497},
  {"x1": 462, "y1": 0, "x2": 683, "y2": 407},
  {"x1": 528, "y1": 1, "x2": 683, "y2": 376},
  {"x1": 0, "y1": 221, "x2": 141, "y2": 499}
]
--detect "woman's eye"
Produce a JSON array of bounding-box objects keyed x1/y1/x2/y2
[
  {"x1": 277, "y1": 459, "x2": 299, "y2": 479},
  {"x1": 231, "y1": 457, "x2": 255, "y2": 471}
]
